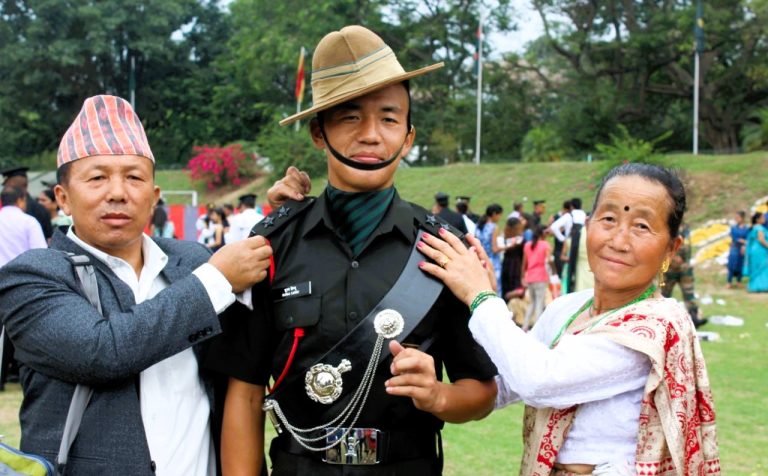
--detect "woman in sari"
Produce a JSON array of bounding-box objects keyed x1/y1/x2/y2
[
  {"x1": 744, "y1": 212, "x2": 768, "y2": 292},
  {"x1": 418, "y1": 163, "x2": 720, "y2": 475}
]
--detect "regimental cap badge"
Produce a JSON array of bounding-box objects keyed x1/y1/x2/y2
[{"x1": 305, "y1": 359, "x2": 352, "y2": 405}]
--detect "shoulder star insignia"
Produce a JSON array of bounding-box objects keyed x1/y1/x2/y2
[
  {"x1": 262, "y1": 216, "x2": 275, "y2": 228},
  {"x1": 440, "y1": 223, "x2": 451, "y2": 230},
  {"x1": 426, "y1": 214, "x2": 439, "y2": 226},
  {"x1": 278, "y1": 206, "x2": 291, "y2": 218}
]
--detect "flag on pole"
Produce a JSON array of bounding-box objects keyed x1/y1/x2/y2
[
  {"x1": 295, "y1": 47, "x2": 306, "y2": 104},
  {"x1": 694, "y1": 0, "x2": 705, "y2": 53},
  {"x1": 473, "y1": 21, "x2": 483, "y2": 76}
]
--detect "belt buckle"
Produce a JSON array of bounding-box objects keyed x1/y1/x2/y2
[{"x1": 322, "y1": 427, "x2": 381, "y2": 465}]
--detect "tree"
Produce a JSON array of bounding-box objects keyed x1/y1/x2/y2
[
  {"x1": 214, "y1": 0, "x2": 515, "y2": 167},
  {"x1": 521, "y1": 0, "x2": 768, "y2": 151},
  {"x1": 0, "y1": 0, "x2": 228, "y2": 164}
]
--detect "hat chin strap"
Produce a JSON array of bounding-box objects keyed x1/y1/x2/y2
[{"x1": 318, "y1": 118, "x2": 412, "y2": 171}]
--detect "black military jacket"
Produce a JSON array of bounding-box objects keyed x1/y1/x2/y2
[{"x1": 206, "y1": 189, "x2": 497, "y2": 432}]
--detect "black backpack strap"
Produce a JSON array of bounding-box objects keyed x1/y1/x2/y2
[
  {"x1": 56, "y1": 253, "x2": 100, "y2": 475},
  {"x1": 66, "y1": 254, "x2": 102, "y2": 315}
]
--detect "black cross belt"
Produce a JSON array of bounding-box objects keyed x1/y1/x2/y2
[{"x1": 266, "y1": 230, "x2": 444, "y2": 423}]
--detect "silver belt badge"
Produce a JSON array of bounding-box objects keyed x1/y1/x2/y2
[{"x1": 305, "y1": 359, "x2": 352, "y2": 404}]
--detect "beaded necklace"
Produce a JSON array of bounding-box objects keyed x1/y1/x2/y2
[{"x1": 548, "y1": 285, "x2": 657, "y2": 349}]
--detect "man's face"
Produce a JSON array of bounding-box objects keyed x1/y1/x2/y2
[
  {"x1": 310, "y1": 83, "x2": 414, "y2": 192},
  {"x1": 4, "y1": 175, "x2": 27, "y2": 191},
  {"x1": 55, "y1": 155, "x2": 159, "y2": 260},
  {"x1": 535, "y1": 203, "x2": 545, "y2": 215}
]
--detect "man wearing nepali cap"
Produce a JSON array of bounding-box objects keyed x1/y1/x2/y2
[
  {"x1": 0, "y1": 95, "x2": 275, "y2": 475},
  {"x1": 206, "y1": 26, "x2": 497, "y2": 474}
]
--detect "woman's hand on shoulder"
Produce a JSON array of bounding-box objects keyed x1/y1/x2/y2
[{"x1": 417, "y1": 229, "x2": 496, "y2": 306}]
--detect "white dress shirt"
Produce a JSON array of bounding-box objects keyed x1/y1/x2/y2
[
  {"x1": 550, "y1": 209, "x2": 587, "y2": 243},
  {"x1": 228, "y1": 208, "x2": 264, "y2": 242},
  {"x1": 571, "y1": 209, "x2": 587, "y2": 226},
  {"x1": 67, "y1": 229, "x2": 235, "y2": 476},
  {"x1": 0, "y1": 206, "x2": 47, "y2": 266},
  {"x1": 469, "y1": 290, "x2": 650, "y2": 467},
  {"x1": 549, "y1": 213, "x2": 573, "y2": 243}
]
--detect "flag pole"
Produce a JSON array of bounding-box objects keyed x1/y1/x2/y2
[
  {"x1": 692, "y1": 0, "x2": 704, "y2": 155},
  {"x1": 474, "y1": 11, "x2": 484, "y2": 165},
  {"x1": 693, "y1": 51, "x2": 699, "y2": 155}
]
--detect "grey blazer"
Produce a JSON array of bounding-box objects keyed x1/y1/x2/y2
[{"x1": 0, "y1": 231, "x2": 225, "y2": 475}]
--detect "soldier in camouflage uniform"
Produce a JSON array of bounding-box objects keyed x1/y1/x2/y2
[{"x1": 661, "y1": 222, "x2": 708, "y2": 327}]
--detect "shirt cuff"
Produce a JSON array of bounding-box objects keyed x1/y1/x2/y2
[
  {"x1": 237, "y1": 287, "x2": 254, "y2": 311},
  {"x1": 192, "y1": 263, "x2": 236, "y2": 314},
  {"x1": 470, "y1": 296, "x2": 513, "y2": 330}
]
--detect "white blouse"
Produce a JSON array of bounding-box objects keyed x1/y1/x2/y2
[{"x1": 469, "y1": 290, "x2": 651, "y2": 466}]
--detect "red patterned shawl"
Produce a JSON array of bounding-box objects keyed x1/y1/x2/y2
[{"x1": 520, "y1": 297, "x2": 720, "y2": 476}]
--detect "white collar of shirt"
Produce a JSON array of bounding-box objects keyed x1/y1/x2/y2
[{"x1": 66, "y1": 228, "x2": 168, "y2": 302}]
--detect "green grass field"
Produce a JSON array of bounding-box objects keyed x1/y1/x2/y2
[
  {"x1": 2, "y1": 154, "x2": 766, "y2": 473},
  {"x1": 0, "y1": 265, "x2": 763, "y2": 474},
  {"x1": 442, "y1": 264, "x2": 768, "y2": 475}
]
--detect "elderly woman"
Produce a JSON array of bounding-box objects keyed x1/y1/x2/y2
[{"x1": 417, "y1": 163, "x2": 720, "y2": 475}]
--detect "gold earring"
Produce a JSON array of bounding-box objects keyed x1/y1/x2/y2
[{"x1": 659, "y1": 258, "x2": 670, "y2": 287}]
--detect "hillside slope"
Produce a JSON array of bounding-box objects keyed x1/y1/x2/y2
[{"x1": 157, "y1": 152, "x2": 768, "y2": 224}]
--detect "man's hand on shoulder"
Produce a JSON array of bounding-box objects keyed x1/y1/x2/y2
[
  {"x1": 267, "y1": 166, "x2": 311, "y2": 208},
  {"x1": 208, "y1": 236, "x2": 272, "y2": 293}
]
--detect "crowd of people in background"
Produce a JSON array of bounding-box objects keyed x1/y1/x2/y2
[
  {"x1": 732, "y1": 204, "x2": 768, "y2": 293},
  {"x1": 0, "y1": 166, "x2": 765, "y2": 349},
  {"x1": 442, "y1": 192, "x2": 768, "y2": 333},
  {"x1": 193, "y1": 193, "x2": 265, "y2": 251},
  {"x1": 442, "y1": 193, "x2": 585, "y2": 330}
]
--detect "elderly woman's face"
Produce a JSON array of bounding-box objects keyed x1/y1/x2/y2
[{"x1": 587, "y1": 175, "x2": 681, "y2": 295}]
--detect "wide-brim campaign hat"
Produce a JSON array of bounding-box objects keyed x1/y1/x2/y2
[{"x1": 279, "y1": 25, "x2": 443, "y2": 126}]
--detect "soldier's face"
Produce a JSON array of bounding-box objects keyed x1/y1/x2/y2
[
  {"x1": 56, "y1": 155, "x2": 159, "y2": 262},
  {"x1": 311, "y1": 84, "x2": 414, "y2": 192},
  {"x1": 587, "y1": 175, "x2": 682, "y2": 294}
]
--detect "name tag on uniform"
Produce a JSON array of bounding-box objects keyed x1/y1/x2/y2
[{"x1": 272, "y1": 281, "x2": 312, "y2": 302}]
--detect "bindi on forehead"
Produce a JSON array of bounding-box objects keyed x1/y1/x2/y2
[{"x1": 624, "y1": 205, "x2": 630, "y2": 211}]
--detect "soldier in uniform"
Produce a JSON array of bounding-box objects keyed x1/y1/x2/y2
[
  {"x1": 205, "y1": 25, "x2": 497, "y2": 475},
  {"x1": 661, "y1": 222, "x2": 707, "y2": 327},
  {"x1": 433, "y1": 191, "x2": 468, "y2": 233}
]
